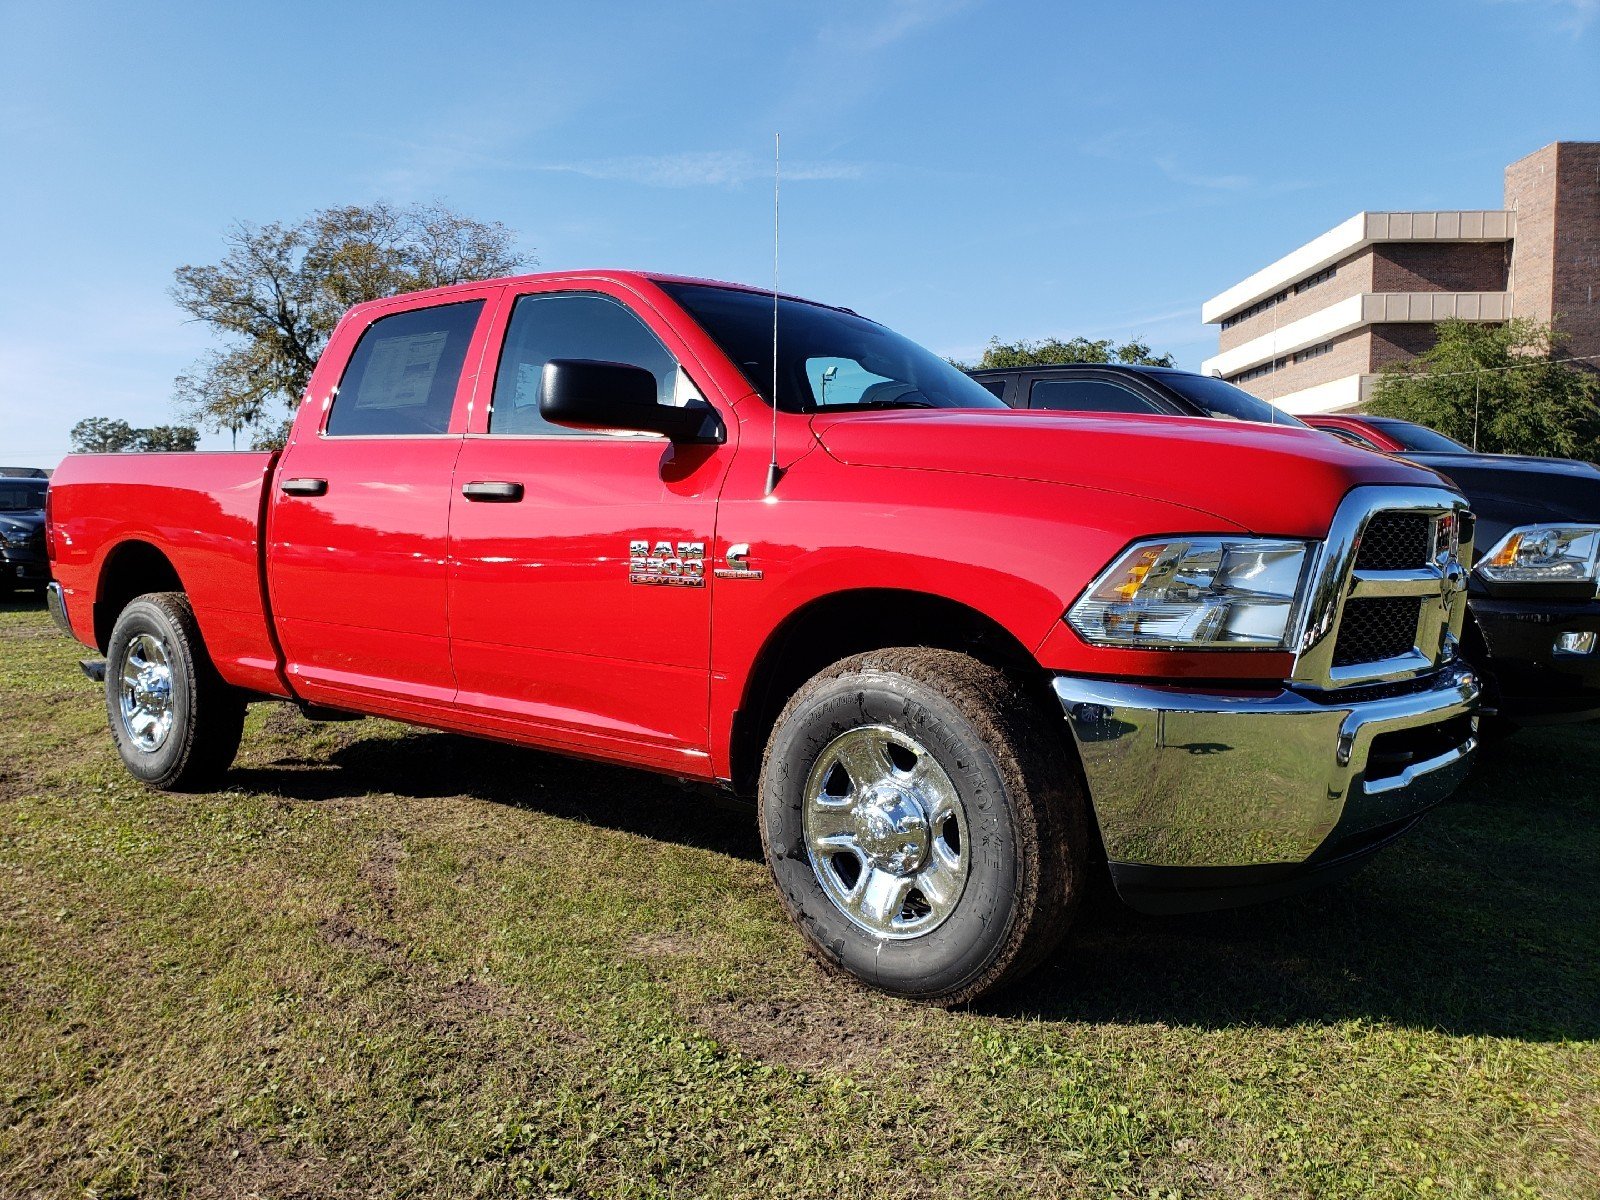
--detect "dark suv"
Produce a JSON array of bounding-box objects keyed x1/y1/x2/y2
[
  {"x1": 971, "y1": 363, "x2": 1600, "y2": 728},
  {"x1": 968, "y1": 361, "x2": 1312, "y2": 426},
  {"x1": 0, "y1": 477, "x2": 50, "y2": 598}
]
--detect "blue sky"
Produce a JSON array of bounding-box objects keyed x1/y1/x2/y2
[{"x1": 1, "y1": 0, "x2": 1596, "y2": 465}]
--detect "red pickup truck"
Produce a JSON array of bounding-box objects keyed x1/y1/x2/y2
[{"x1": 47, "y1": 271, "x2": 1480, "y2": 1003}]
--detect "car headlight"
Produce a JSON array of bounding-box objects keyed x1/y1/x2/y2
[
  {"x1": 1476, "y1": 524, "x2": 1600, "y2": 585},
  {"x1": 1067, "y1": 537, "x2": 1312, "y2": 650},
  {"x1": 0, "y1": 527, "x2": 31, "y2": 548}
]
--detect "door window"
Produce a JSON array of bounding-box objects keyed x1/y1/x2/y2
[
  {"x1": 325, "y1": 301, "x2": 485, "y2": 436},
  {"x1": 1028, "y1": 378, "x2": 1162, "y2": 415},
  {"x1": 488, "y1": 293, "x2": 685, "y2": 435}
]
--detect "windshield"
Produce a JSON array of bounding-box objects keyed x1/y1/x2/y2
[
  {"x1": 659, "y1": 282, "x2": 1007, "y2": 414},
  {"x1": 1369, "y1": 419, "x2": 1470, "y2": 452},
  {"x1": 1161, "y1": 374, "x2": 1309, "y2": 428},
  {"x1": 0, "y1": 482, "x2": 46, "y2": 512}
]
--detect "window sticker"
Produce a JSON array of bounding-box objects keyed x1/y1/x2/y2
[
  {"x1": 512, "y1": 361, "x2": 542, "y2": 408},
  {"x1": 359, "y1": 331, "x2": 449, "y2": 409}
]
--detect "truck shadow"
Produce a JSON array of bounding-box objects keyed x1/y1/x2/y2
[
  {"x1": 230, "y1": 718, "x2": 1598, "y2": 1043},
  {"x1": 229, "y1": 725, "x2": 764, "y2": 863},
  {"x1": 996, "y1": 725, "x2": 1600, "y2": 1042}
]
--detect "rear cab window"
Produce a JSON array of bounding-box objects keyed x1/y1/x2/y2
[{"x1": 326, "y1": 301, "x2": 486, "y2": 436}]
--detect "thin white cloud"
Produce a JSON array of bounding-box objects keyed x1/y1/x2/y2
[
  {"x1": 533, "y1": 151, "x2": 868, "y2": 189},
  {"x1": 1153, "y1": 157, "x2": 1252, "y2": 192},
  {"x1": 1081, "y1": 130, "x2": 1319, "y2": 198},
  {"x1": 822, "y1": 0, "x2": 977, "y2": 52},
  {"x1": 1486, "y1": 0, "x2": 1598, "y2": 33},
  {"x1": 773, "y1": 0, "x2": 978, "y2": 125}
]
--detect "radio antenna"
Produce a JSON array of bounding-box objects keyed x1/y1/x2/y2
[{"x1": 764, "y1": 132, "x2": 784, "y2": 497}]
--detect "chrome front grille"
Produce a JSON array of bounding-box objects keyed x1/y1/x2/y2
[
  {"x1": 1332, "y1": 597, "x2": 1425, "y2": 666},
  {"x1": 1354, "y1": 512, "x2": 1431, "y2": 571},
  {"x1": 1292, "y1": 486, "x2": 1473, "y2": 690}
]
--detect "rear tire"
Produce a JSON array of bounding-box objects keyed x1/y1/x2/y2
[
  {"x1": 105, "y1": 592, "x2": 246, "y2": 791},
  {"x1": 759, "y1": 647, "x2": 1088, "y2": 1006}
]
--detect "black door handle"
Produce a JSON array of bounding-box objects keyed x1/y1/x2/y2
[
  {"x1": 280, "y1": 477, "x2": 328, "y2": 497},
  {"x1": 461, "y1": 480, "x2": 524, "y2": 503}
]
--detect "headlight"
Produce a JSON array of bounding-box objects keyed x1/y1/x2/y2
[
  {"x1": 0, "y1": 527, "x2": 31, "y2": 547},
  {"x1": 1067, "y1": 537, "x2": 1312, "y2": 650},
  {"x1": 1476, "y1": 524, "x2": 1600, "y2": 585}
]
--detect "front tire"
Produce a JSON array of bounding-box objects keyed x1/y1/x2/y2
[
  {"x1": 759, "y1": 648, "x2": 1088, "y2": 1005},
  {"x1": 105, "y1": 592, "x2": 245, "y2": 791}
]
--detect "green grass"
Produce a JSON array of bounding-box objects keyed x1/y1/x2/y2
[{"x1": 1, "y1": 596, "x2": 1596, "y2": 1198}]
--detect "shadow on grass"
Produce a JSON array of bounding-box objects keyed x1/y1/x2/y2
[
  {"x1": 1002, "y1": 725, "x2": 1600, "y2": 1042},
  {"x1": 0, "y1": 591, "x2": 49, "y2": 613},
  {"x1": 229, "y1": 726, "x2": 764, "y2": 863},
  {"x1": 229, "y1": 716, "x2": 1597, "y2": 1043}
]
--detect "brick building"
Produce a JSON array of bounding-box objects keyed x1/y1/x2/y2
[{"x1": 1200, "y1": 141, "x2": 1600, "y2": 413}]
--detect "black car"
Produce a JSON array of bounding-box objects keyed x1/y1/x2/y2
[
  {"x1": 971, "y1": 363, "x2": 1600, "y2": 727},
  {"x1": 0, "y1": 476, "x2": 50, "y2": 598}
]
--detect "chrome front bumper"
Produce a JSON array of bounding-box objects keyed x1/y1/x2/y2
[{"x1": 1054, "y1": 661, "x2": 1479, "y2": 884}]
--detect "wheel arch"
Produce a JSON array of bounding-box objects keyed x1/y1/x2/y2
[
  {"x1": 727, "y1": 586, "x2": 1062, "y2": 798},
  {"x1": 93, "y1": 540, "x2": 185, "y2": 651}
]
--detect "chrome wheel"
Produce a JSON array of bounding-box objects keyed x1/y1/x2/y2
[
  {"x1": 802, "y1": 724, "x2": 970, "y2": 940},
  {"x1": 119, "y1": 632, "x2": 175, "y2": 752}
]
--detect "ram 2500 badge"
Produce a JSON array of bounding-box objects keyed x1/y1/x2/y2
[{"x1": 47, "y1": 271, "x2": 1479, "y2": 1003}]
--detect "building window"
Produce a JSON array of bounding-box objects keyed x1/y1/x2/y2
[
  {"x1": 1220, "y1": 265, "x2": 1338, "y2": 329},
  {"x1": 1293, "y1": 341, "x2": 1333, "y2": 364},
  {"x1": 1293, "y1": 266, "x2": 1336, "y2": 294},
  {"x1": 1230, "y1": 357, "x2": 1287, "y2": 384}
]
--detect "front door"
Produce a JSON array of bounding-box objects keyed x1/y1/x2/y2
[
  {"x1": 446, "y1": 284, "x2": 733, "y2": 773},
  {"x1": 268, "y1": 292, "x2": 497, "y2": 710}
]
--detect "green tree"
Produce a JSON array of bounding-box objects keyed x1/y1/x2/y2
[
  {"x1": 171, "y1": 201, "x2": 533, "y2": 442},
  {"x1": 138, "y1": 425, "x2": 200, "y2": 452},
  {"x1": 70, "y1": 418, "x2": 199, "y2": 453},
  {"x1": 959, "y1": 335, "x2": 1176, "y2": 371},
  {"x1": 69, "y1": 417, "x2": 141, "y2": 453},
  {"x1": 1367, "y1": 318, "x2": 1600, "y2": 459}
]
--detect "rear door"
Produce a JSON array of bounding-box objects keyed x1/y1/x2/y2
[
  {"x1": 446, "y1": 281, "x2": 734, "y2": 772},
  {"x1": 267, "y1": 289, "x2": 500, "y2": 710}
]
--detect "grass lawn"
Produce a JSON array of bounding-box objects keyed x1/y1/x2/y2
[{"x1": 1, "y1": 596, "x2": 1596, "y2": 1198}]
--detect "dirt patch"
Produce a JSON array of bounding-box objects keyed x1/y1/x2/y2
[
  {"x1": 361, "y1": 830, "x2": 405, "y2": 918},
  {"x1": 260, "y1": 705, "x2": 311, "y2": 739},
  {"x1": 180, "y1": 1132, "x2": 358, "y2": 1200},
  {"x1": 692, "y1": 988, "x2": 910, "y2": 1075},
  {"x1": 429, "y1": 974, "x2": 520, "y2": 1027},
  {"x1": 317, "y1": 913, "x2": 401, "y2": 961},
  {"x1": 628, "y1": 930, "x2": 700, "y2": 960},
  {"x1": 2, "y1": 619, "x2": 63, "y2": 641}
]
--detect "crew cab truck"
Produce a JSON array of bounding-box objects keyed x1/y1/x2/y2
[{"x1": 48, "y1": 272, "x2": 1480, "y2": 1004}]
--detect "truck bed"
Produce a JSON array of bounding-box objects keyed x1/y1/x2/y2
[{"x1": 48, "y1": 452, "x2": 287, "y2": 696}]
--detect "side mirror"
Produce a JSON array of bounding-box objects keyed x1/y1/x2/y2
[{"x1": 539, "y1": 359, "x2": 724, "y2": 444}]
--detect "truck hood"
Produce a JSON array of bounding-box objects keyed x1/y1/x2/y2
[{"x1": 813, "y1": 409, "x2": 1445, "y2": 537}]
